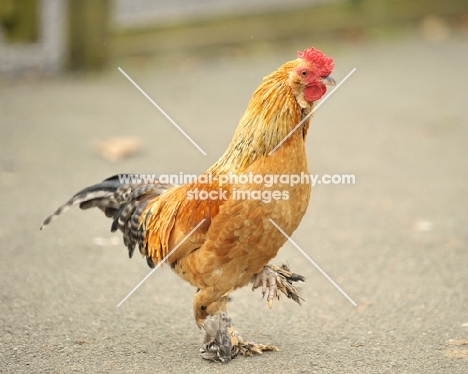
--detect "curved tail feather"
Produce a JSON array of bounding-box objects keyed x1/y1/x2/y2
[{"x1": 40, "y1": 174, "x2": 174, "y2": 265}]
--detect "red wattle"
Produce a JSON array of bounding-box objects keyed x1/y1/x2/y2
[{"x1": 304, "y1": 84, "x2": 326, "y2": 102}]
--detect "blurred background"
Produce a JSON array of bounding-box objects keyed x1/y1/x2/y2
[
  {"x1": 1, "y1": 1, "x2": 468, "y2": 372},
  {"x1": 0, "y1": 0, "x2": 467, "y2": 72}
]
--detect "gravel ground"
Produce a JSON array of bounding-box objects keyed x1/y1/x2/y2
[{"x1": 1, "y1": 34, "x2": 467, "y2": 373}]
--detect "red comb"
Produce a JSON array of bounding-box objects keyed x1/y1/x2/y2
[{"x1": 297, "y1": 48, "x2": 334, "y2": 77}]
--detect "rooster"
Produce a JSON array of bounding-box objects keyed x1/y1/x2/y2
[{"x1": 41, "y1": 47, "x2": 335, "y2": 362}]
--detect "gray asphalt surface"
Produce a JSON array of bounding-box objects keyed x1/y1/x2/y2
[{"x1": 1, "y1": 34, "x2": 468, "y2": 373}]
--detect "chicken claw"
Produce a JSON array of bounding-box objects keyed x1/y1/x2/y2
[
  {"x1": 252, "y1": 264, "x2": 305, "y2": 308},
  {"x1": 201, "y1": 312, "x2": 278, "y2": 362}
]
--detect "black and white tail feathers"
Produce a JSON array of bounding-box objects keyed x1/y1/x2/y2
[{"x1": 40, "y1": 174, "x2": 174, "y2": 268}]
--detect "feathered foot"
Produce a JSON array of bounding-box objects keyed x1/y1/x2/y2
[
  {"x1": 200, "y1": 313, "x2": 278, "y2": 363},
  {"x1": 252, "y1": 264, "x2": 305, "y2": 308}
]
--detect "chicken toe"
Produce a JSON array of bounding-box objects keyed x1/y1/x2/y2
[
  {"x1": 200, "y1": 312, "x2": 278, "y2": 362},
  {"x1": 252, "y1": 264, "x2": 305, "y2": 307}
]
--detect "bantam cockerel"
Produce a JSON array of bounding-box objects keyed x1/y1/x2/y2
[{"x1": 41, "y1": 47, "x2": 335, "y2": 362}]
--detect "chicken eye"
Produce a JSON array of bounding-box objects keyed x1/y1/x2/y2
[{"x1": 301, "y1": 70, "x2": 308, "y2": 76}]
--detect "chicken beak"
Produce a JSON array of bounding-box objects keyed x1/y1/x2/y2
[{"x1": 321, "y1": 75, "x2": 336, "y2": 86}]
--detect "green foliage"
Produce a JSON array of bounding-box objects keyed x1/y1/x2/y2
[{"x1": 0, "y1": 0, "x2": 38, "y2": 43}]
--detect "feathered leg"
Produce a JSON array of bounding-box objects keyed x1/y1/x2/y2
[
  {"x1": 200, "y1": 312, "x2": 278, "y2": 362},
  {"x1": 194, "y1": 289, "x2": 278, "y2": 362},
  {"x1": 252, "y1": 264, "x2": 305, "y2": 307}
]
